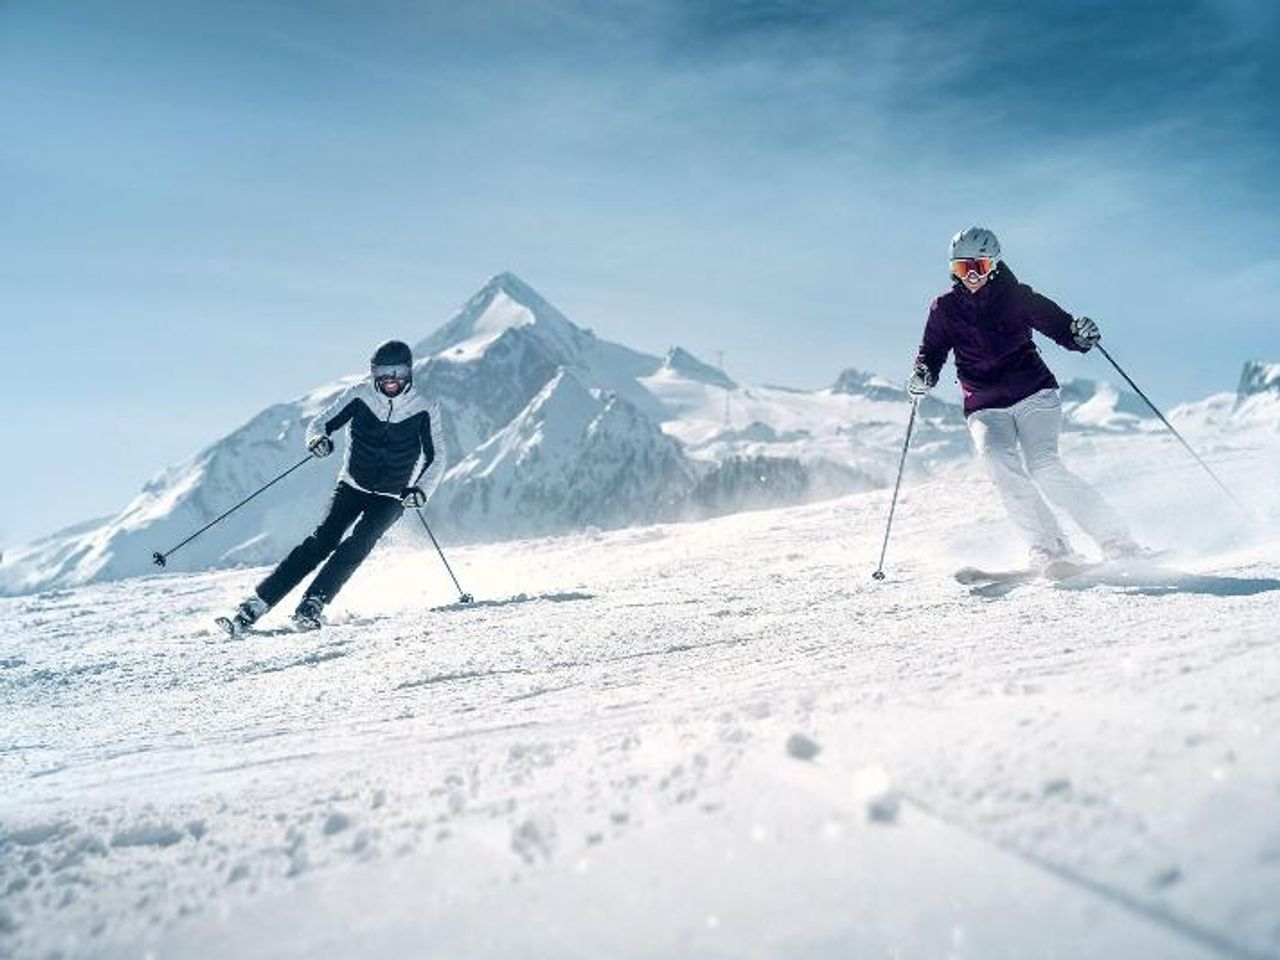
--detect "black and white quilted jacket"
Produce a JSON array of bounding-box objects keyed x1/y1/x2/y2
[{"x1": 306, "y1": 380, "x2": 442, "y2": 498}]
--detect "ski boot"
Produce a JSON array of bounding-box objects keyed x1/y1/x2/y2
[
  {"x1": 1030, "y1": 539, "x2": 1091, "y2": 580},
  {"x1": 216, "y1": 595, "x2": 268, "y2": 639},
  {"x1": 292, "y1": 596, "x2": 325, "y2": 632}
]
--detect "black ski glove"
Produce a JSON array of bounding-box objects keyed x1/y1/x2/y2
[
  {"x1": 400, "y1": 486, "x2": 426, "y2": 508},
  {"x1": 308, "y1": 436, "x2": 334, "y2": 458},
  {"x1": 1070, "y1": 316, "x2": 1100, "y2": 351}
]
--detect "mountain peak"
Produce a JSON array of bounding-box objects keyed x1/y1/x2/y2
[
  {"x1": 660, "y1": 347, "x2": 736, "y2": 389},
  {"x1": 1058, "y1": 378, "x2": 1148, "y2": 419},
  {"x1": 415, "y1": 273, "x2": 585, "y2": 363},
  {"x1": 479, "y1": 271, "x2": 548, "y2": 307},
  {"x1": 831, "y1": 368, "x2": 901, "y2": 400},
  {"x1": 1058, "y1": 378, "x2": 1149, "y2": 431},
  {"x1": 1237, "y1": 360, "x2": 1280, "y2": 405},
  {"x1": 831, "y1": 368, "x2": 879, "y2": 393}
]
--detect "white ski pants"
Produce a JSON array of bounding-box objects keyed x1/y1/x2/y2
[{"x1": 967, "y1": 388, "x2": 1129, "y2": 554}]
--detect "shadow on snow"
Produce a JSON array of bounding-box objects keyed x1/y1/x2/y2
[
  {"x1": 970, "y1": 567, "x2": 1280, "y2": 599},
  {"x1": 1054, "y1": 571, "x2": 1280, "y2": 598},
  {"x1": 430, "y1": 591, "x2": 594, "y2": 613}
]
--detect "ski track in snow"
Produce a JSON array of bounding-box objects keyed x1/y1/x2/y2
[{"x1": 2, "y1": 432, "x2": 1280, "y2": 959}]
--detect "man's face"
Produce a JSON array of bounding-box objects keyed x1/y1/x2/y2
[
  {"x1": 372, "y1": 363, "x2": 411, "y2": 398},
  {"x1": 376, "y1": 376, "x2": 406, "y2": 398}
]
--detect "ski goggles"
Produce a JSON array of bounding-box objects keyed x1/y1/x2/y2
[
  {"x1": 951, "y1": 257, "x2": 997, "y2": 280},
  {"x1": 371, "y1": 364, "x2": 412, "y2": 382}
]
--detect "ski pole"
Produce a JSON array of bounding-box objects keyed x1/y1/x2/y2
[
  {"x1": 872, "y1": 397, "x2": 919, "y2": 581},
  {"x1": 1095, "y1": 343, "x2": 1250, "y2": 517},
  {"x1": 415, "y1": 509, "x2": 473, "y2": 603},
  {"x1": 151, "y1": 455, "x2": 313, "y2": 567}
]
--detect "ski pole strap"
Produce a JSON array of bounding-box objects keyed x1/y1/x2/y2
[
  {"x1": 1095, "y1": 345, "x2": 1250, "y2": 517},
  {"x1": 152, "y1": 455, "x2": 313, "y2": 567}
]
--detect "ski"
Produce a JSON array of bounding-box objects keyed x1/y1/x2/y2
[
  {"x1": 954, "y1": 566, "x2": 1037, "y2": 586},
  {"x1": 955, "y1": 560, "x2": 1103, "y2": 587},
  {"x1": 1042, "y1": 558, "x2": 1104, "y2": 581},
  {"x1": 956, "y1": 553, "x2": 1169, "y2": 590}
]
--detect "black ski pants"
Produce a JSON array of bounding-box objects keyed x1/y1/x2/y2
[{"x1": 256, "y1": 482, "x2": 403, "y2": 607}]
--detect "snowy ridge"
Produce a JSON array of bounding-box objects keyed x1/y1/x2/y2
[
  {"x1": 659, "y1": 346, "x2": 736, "y2": 389},
  {"x1": 1058, "y1": 378, "x2": 1152, "y2": 432},
  {"x1": 432, "y1": 370, "x2": 694, "y2": 538},
  {"x1": 831, "y1": 367, "x2": 908, "y2": 402},
  {"x1": 1169, "y1": 360, "x2": 1280, "y2": 435},
  {"x1": 831, "y1": 367, "x2": 961, "y2": 422},
  {"x1": 0, "y1": 389, "x2": 354, "y2": 593}
]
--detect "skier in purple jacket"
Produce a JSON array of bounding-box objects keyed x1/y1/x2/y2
[{"x1": 908, "y1": 227, "x2": 1146, "y2": 569}]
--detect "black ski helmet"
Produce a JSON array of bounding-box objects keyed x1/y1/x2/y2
[{"x1": 370, "y1": 340, "x2": 413, "y2": 368}]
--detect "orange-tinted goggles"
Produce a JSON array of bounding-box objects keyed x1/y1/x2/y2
[{"x1": 951, "y1": 257, "x2": 997, "y2": 279}]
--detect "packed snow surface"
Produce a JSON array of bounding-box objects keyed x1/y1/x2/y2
[{"x1": 3, "y1": 424, "x2": 1279, "y2": 959}]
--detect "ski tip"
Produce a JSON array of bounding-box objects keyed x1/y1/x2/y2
[{"x1": 954, "y1": 566, "x2": 1037, "y2": 586}]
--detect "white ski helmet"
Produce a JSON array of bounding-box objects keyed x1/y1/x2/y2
[{"x1": 949, "y1": 227, "x2": 1001, "y2": 263}]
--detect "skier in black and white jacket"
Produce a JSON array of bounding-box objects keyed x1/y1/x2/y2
[{"x1": 222, "y1": 340, "x2": 442, "y2": 634}]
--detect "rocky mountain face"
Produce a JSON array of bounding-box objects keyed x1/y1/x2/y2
[{"x1": 432, "y1": 370, "x2": 694, "y2": 539}]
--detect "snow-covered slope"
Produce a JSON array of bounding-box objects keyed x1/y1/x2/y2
[
  {"x1": 1170, "y1": 360, "x2": 1280, "y2": 435},
  {"x1": 3, "y1": 424, "x2": 1279, "y2": 959},
  {"x1": 0, "y1": 389, "x2": 354, "y2": 593},
  {"x1": 432, "y1": 370, "x2": 694, "y2": 538}
]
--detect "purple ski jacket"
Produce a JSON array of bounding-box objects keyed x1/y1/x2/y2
[{"x1": 915, "y1": 264, "x2": 1086, "y2": 416}]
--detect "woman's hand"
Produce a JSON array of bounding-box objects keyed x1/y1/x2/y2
[
  {"x1": 1070, "y1": 316, "x2": 1101, "y2": 350},
  {"x1": 906, "y1": 362, "x2": 935, "y2": 398}
]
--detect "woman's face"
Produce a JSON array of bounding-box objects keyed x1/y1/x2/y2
[{"x1": 952, "y1": 257, "x2": 996, "y2": 294}]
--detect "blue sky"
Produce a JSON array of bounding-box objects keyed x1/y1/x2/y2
[{"x1": 2, "y1": 0, "x2": 1277, "y2": 545}]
